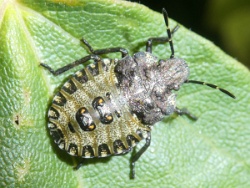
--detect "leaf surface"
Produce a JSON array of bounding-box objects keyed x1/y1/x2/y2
[{"x1": 0, "y1": 0, "x2": 249, "y2": 187}]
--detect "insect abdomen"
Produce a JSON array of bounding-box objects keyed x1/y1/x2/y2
[{"x1": 47, "y1": 59, "x2": 150, "y2": 158}]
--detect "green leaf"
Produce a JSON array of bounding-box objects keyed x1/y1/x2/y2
[
  {"x1": 206, "y1": 0, "x2": 250, "y2": 67},
  {"x1": 0, "y1": 0, "x2": 249, "y2": 187}
]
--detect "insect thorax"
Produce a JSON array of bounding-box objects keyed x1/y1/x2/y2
[{"x1": 115, "y1": 52, "x2": 189, "y2": 125}]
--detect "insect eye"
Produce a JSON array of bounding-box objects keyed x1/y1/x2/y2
[{"x1": 173, "y1": 85, "x2": 180, "y2": 90}]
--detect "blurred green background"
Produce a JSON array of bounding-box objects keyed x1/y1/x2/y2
[{"x1": 131, "y1": 0, "x2": 250, "y2": 69}]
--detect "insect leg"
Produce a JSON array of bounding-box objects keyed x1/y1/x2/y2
[
  {"x1": 40, "y1": 54, "x2": 101, "y2": 76},
  {"x1": 175, "y1": 107, "x2": 197, "y2": 120},
  {"x1": 146, "y1": 25, "x2": 179, "y2": 53},
  {"x1": 81, "y1": 38, "x2": 128, "y2": 58},
  {"x1": 130, "y1": 132, "x2": 151, "y2": 179},
  {"x1": 73, "y1": 159, "x2": 85, "y2": 170}
]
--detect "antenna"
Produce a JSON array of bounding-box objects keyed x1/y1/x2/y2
[
  {"x1": 162, "y1": 8, "x2": 175, "y2": 59},
  {"x1": 185, "y1": 80, "x2": 235, "y2": 99}
]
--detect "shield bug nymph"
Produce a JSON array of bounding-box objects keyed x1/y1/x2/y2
[{"x1": 41, "y1": 8, "x2": 235, "y2": 179}]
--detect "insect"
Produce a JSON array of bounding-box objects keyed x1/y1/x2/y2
[{"x1": 41, "y1": 8, "x2": 235, "y2": 179}]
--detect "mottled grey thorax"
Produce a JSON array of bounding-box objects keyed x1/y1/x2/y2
[{"x1": 115, "y1": 52, "x2": 189, "y2": 125}]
